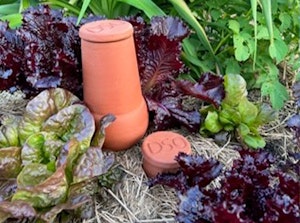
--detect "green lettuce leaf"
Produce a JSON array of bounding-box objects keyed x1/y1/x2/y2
[
  {"x1": 73, "y1": 148, "x2": 115, "y2": 184},
  {"x1": 203, "y1": 111, "x2": 223, "y2": 134},
  {"x1": 39, "y1": 194, "x2": 92, "y2": 222},
  {"x1": 219, "y1": 104, "x2": 241, "y2": 125},
  {"x1": 21, "y1": 133, "x2": 46, "y2": 165},
  {"x1": 238, "y1": 98, "x2": 258, "y2": 125},
  {"x1": 243, "y1": 134, "x2": 266, "y2": 149},
  {"x1": 42, "y1": 104, "x2": 95, "y2": 152},
  {"x1": 12, "y1": 165, "x2": 68, "y2": 208},
  {"x1": 0, "y1": 116, "x2": 20, "y2": 147},
  {"x1": 0, "y1": 147, "x2": 22, "y2": 178},
  {"x1": 18, "y1": 88, "x2": 80, "y2": 144},
  {"x1": 222, "y1": 73, "x2": 247, "y2": 106},
  {"x1": 16, "y1": 163, "x2": 53, "y2": 188}
]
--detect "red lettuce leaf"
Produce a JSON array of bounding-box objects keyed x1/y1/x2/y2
[
  {"x1": 149, "y1": 149, "x2": 300, "y2": 223},
  {"x1": 0, "y1": 179, "x2": 17, "y2": 202},
  {"x1": 0, "y1": 5, "x2": 83, "y2": 97},
  {"x1": 287, "y1": 80, "x2": 300, "y2": 147},
  {"x1": 0, "y1": 200, "x2": 36, "y2": 222},
  {"x1": 149, "y1": 152, "x2": 223, "y2": 193},
  {"x1": 292, "y1": 81, "x2": 300, "y2": 107},
  {"x1": 0, "y1": 22, "x2": 24, "y2": 92},
  {"x1": 177, "y1": 72, "x2": 225, "y2": 107},
  {"x1": 146, "y1": 84, "x2": 201, "y2": 131},
  {"x1": 126, "y1": 17, "x2": 203, "y2": 131}
]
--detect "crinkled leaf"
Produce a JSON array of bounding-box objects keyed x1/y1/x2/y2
[
  {"x1": 176, "y1": 186, "x2": 215, "y2": 223},
  {"x1": 0, "y1": 200, "x2": 36, "y2": 222},
  {"x1": 135, "y1": 16, "x2": 189, "y2": 93},
  {"x1": 18, "y1": 88, "x2": 80, "y2": 144},
  {"x1": 21, "y1": 133, "x2": 45, "y2": 165},
  {"x1": 0, "y1": 179, "x2": 17, "y2": 202},
  {"x1": 149, "y1": 153, "x2": 223, "y2": 194},
  {"x1": 127, "y1": 16, "x2": 199, "y2": 131},
  {"x1": 177, "y1": 72, "x2": 225, "y2": 107},
  {"x1": 219, "y1": 104, "x2": 241, "y2": 125},
  {"x1": 146, "y1": 90, "x2": 201, "y2": 132},
  {"x1": 176, "y1": 153, "x2": 223, "y2": 189},
  {"x1": 204, "y1": 111, "x2": 223, "y2": 134},
  {"x1": 0, "y1": 147, "x2": 21, "y2": 178},
  {"x1": 238, "y1": 98, "x2": 258, "y2": 125},
  {"x1": 0, "y1": 117, "x2": 20, "y2": 147},
  {"x1": 0, "y1": 21, "x2": 24, "y2": 92},
  {"x1": 287, "y1": 115, "x2": 300, "y2": 147},
  {"x1": 12, "y1": 165, "x2": 68, "y2": 208},
  {"x1": 73, "y1": 147, "x2": 115, "y2": 183},
  {"x1": 39, "y1": 194, "x2": 92, "y2": 223},
  {"x1": 16, "y1": 163, "x2": 53, "y2": 188},
  {"x1": 292, "y1": 81, "x2": 300, "y2": 107},
  {"x1": 150, "y1": 150, "x2": 300, "y2": 223},
  {"x1": 91, "y1": 114, "x2": 116, "y2": 148},
  {"x1": 18, "y1": 5, "x2": 83, "y2": 96},
  {"x1": 0, "y1": 5, "x2": 84, "y2": 96},
  {"x1": 42, "y1": 104, "x2": 95, "y2": 152},
  {"x1": 223, "y1": 73, "x2": 247, "y2": 106}
]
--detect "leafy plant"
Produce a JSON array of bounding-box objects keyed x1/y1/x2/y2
[
  {"x1": 287, "y1": 81, "x2": 300, "y2": 146},
  {"x1": 126, "y1": 16, "x2": 225, "y2": 132},
  {"x1": 0, "y1": 5, "x2": 85, "y2": 97},
  {"x1": 0, "y1": 88, "x2": 116, "y2": 222},
  {"x1": 186, "y1": 0, "x2": 299, "y2": 109},
  {"x1": 149, "y1": 149, "x2": 300, "y2": 223},
  {"x1": 200, "y1": 73, "x2": 277, "y2": 149}
]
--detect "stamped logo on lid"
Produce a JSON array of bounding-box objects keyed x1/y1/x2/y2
[
  {"x1": 146, "y1": 136, "x2": 188, "y2": 154},
  {"x1": 142, "y1": 131, "x2": 191, "y2": 165},
  {"x1": 79, "y1": 20, "x2": 133, "y2": 42},
  {"x1": 86, "y1": 20, "x2": 127, "y2": 34}
]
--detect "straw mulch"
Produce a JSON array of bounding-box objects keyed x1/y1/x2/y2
[{"x1": 0, "y1": 88, "x2": 298, "y2": 223}]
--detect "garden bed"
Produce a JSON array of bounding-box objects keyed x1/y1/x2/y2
[{"x1": 0, "y1": 89, "x2": 298, "y2": 223}]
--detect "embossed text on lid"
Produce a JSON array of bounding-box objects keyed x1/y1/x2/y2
[
  {"x1": 142, "y1": 131, "x2": 191, "y2": 165},
  {"x1": 79, "y1": 20, "x2": 133, "y2": 43}
]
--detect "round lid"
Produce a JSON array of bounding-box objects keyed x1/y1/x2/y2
[
  {"x1": 79, "y1": 20, "x2": 133, "y2": 42},
  {"x1": 142, "y1": 131, "x2": 191, "y2": 167}
]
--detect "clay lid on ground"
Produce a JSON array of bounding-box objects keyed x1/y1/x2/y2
[
  {"x1": 79, "y1": 20, "x2": 133, "y2": 43},
  {"x1": 142, "y1": 131, "x2": 192, "y2": 177}
]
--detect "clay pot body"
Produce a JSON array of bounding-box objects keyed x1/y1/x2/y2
[{"x1": 79, "y1": 20, "x2": 149, "y2": 151}]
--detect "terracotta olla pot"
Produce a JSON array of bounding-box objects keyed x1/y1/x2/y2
[{"x1": 79, "y1": 20, "x2": 149, "y2": 151}]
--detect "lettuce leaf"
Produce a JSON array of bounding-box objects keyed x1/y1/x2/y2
[
  {"x1": 18, "y1": 88, "x2": 80, "y2": 144},
  {"x1": 0, "y1": 147, "x2": 22, "y2": 178},
  {"x1": 12, "y1": 165, "x2": 68, "y2": 208}
]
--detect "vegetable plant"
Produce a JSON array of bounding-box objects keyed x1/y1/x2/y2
[
  {"x1": 149, "y1": 149, "x2": 300, "y2": 223},
  {"x1": 200, "y1": 73, "x2": 277, "y2": 149},
  {"x1": 0, "y1": 88, "x2": 116, "y2": 222},
  {"x1": 287, "y1": 81, "x2": 300, "y2": 146}
]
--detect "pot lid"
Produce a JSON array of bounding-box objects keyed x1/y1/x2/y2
[
  {"x1": 79, "y1": 19, "x2": 133, "y2": 42},
  {"x1": 142, "y1": 131, "x2": 192, "y2": 166}
]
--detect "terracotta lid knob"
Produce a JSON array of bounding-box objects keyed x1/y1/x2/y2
[
  {"x1": 142, "y1": 131, "x2": 192, "y2": 178},
  {"x1": 79, "y1": 20, "x2": 133, "y2": 42}
]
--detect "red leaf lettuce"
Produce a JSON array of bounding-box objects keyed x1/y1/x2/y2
[{"x1": 149, "y1": 149, "x2": 300, "y2": 223}]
